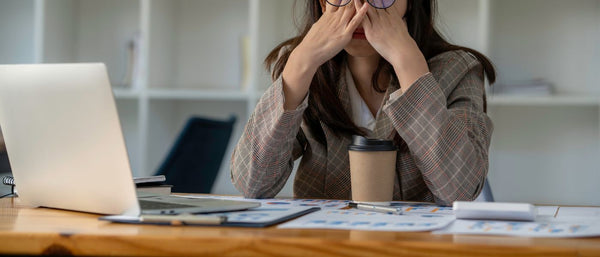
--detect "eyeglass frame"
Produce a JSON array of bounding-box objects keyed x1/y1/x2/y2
[{"x1": 325, "y1": 0, "x2": 397, "y2": 10}]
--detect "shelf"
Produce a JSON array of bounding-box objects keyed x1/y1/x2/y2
[
  {"x1": 487, "y1": 95, "x2": 600, "y2": 106},
  {"x1": 43, "y1": 0, "x2": 140, "y2": 87},
  {"x1": 148, "y1": 0, "x2": 249, "y2": 90},
  {"x1": 147, "y1": 88, "x2": 249, "y2": 101},
  {"x1": 113, "y1": 88, "x2": 141, "y2": 99}
]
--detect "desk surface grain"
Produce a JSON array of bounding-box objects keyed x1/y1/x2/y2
[{"x1": 1, "y1": 198, "x2": 599, "y2": 257}]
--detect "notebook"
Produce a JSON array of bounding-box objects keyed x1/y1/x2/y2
[{"x1": 0, "y1": 63, "x2": 259, "y2": 215}]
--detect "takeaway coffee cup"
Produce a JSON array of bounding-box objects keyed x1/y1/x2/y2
[{"x1": 348, "y1": 135, "x2": 397, "y2": 205}]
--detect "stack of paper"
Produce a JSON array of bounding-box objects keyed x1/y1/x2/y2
[
  {"x1": 135, "y1": 196, "x2": 600, "y2": 237},
  {"x1": 435, "y1": 205, "x2": 600, "y2": 238},
  {"x1": 278, "y1": 208, "x2": 455, "y2": 232}
]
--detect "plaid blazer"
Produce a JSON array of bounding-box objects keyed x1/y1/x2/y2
[{"x1": 231, "y1": 50, "x2": 493, "y2": 205}]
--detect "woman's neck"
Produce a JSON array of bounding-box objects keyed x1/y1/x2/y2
[
  {"x1": 347, "y1": 55, "x2": 380, "y2": 94},
  {"x1": 347, "y1": 55, "x2": 387, "y2": 116}
]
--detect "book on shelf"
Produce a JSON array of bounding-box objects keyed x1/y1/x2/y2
[
  {"x1": 136, "y1": 184, "x2": 172, "y2": 195},
  {"x1": 491, "y1": 78, "x2": 553, "y2": 96},
  {"x1": 117, "y1": 32, "x2": 141, "y2": 89},
  {"x1": 133, "y1": 175, "x2": 172, "y2": 195},
  {"x1": 133, "y1": 175, "x2": 166, "y2": 185}
]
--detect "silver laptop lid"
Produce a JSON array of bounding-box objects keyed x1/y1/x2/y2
[{"x1": 0, "y1": 63, "x2": 140, "y2": 216}]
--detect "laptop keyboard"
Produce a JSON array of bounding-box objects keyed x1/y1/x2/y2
[{"x1": 138, "y1": 199, "x2": 198, "y2": 210}]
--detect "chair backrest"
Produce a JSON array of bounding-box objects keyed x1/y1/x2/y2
[
  {"x1": 480, "y1": 178, "x2": 495, "y2": 202},
  {"x1": 0, "y1": 129, "x2": 10, "y2": 173},
  {"x1": 156, "y1": 115, "x2": 236, "y2": 193}
]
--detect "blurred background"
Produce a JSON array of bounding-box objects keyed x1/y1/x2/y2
[{"x1": 0, "y1": 0, "x2": 598, "y2": 205}]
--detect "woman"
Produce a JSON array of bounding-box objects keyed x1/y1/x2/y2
[{"x1": 231, "y1": 0, "x2": 495, "y2": 205}]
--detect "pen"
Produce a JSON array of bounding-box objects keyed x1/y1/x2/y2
[
  {"x1": 140, "y1": 214, "x2": 227, "y2": 225},
  {"x1": 348, "y1": 202, "x2": 403, "y2": 215}
]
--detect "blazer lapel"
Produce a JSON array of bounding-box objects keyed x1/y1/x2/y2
[
  {"x1": 322, "y1": 122, "x2": 352, "y2": 199},
  {"x1": 372, "y1": 82, "x2": 400, "y2": 140},
  {"x1": 339, "y1": 65, "x2": 353, "y2": 118},
  {"x1": 320, "y1": 67, "x2": 353, "y2": 199}
]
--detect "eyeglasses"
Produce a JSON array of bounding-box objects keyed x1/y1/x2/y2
[{"x1": 326, "y1": 0, "x2": 396, "y2": 9}]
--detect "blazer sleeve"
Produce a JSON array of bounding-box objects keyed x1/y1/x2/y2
[
  {"x1": 230, "y1": 76, "x2": 308, "y2": 198},
  {"x1": 383, "y1": 52, "x2": 493, "y2": 205}
]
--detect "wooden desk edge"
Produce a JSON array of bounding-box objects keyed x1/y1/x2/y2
[{"x1": 1, "y1": 198, "x2": 600, "y2": 257}]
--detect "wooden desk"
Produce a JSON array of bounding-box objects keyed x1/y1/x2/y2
[{"x1": 1, "y1": 198, "x2": 599, "y2": 257}]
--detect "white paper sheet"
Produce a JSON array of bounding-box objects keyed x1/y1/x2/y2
[
  {"x1": 556, "y1": 207, "x2": 600, "y2": 219},
  {"x1": 178, "y1": 195, "x2": 456, "y2": 214},
  {"x1": 434, "y1": 219, "x2": 600, "y2": 238},
  {"x1": 536, "y1": 206, "x2": 559, "y2": 217},
  {"x1": 149, "y1": 196, "x2": 600, "y2": 237},
  {"x1": 278, "y1": 209, "x2": 455, "y2": 231}
]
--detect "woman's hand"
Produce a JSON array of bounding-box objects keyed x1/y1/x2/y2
[
  {"x1": 358, "y1": 1, "x2": 429, "y2": 92},
  {"x1": 294, "y1": 3, "x2": 369, "y2": 68},
  {"x1": 281, "y1": 3, "x2": 368, "y2": 110}
]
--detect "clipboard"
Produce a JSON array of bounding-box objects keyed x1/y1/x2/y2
[{"x1": 100, "y1": 206, "x2": 320, "y2": 228}]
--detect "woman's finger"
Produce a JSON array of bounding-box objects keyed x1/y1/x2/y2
[
  {"x1": 347, "y1": 2, "x2": 369, "y2": 33},
  {"x1": 365, "y1": 1, "x2": 379, "y2": 21},
  {"x1": 324, "y1": 0, "x2": 340, "y2": 13},
  {"x1": 340, "y1": 2, "x2": 356, "y2": 23},
  {"x1": 389, "y1": 0, "x2": 404, "y2": 17},
  {"x1": 359, "y1": 1, "x2": 373, "y2": 29},
  {"x1": 354, "y1": 0, "x2": 363, "y2": 11}
]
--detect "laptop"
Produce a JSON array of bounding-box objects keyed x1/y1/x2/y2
[{"x1": 0, "y1": 63, "x2": 259, "y2": 216}]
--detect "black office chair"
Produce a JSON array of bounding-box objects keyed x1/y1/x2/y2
[
  {"x1": 0, "y1": 152, "x2": 10, "y2": 173},
  {"x1": 0, "y1": 129, "x2": 10, "y2": 173},
  {"x1": 155, "y1": 115, "x2": 236, "y2": 193},
  {"x1": 481, "y1": 178, "x2": 495, "y2": 202}
]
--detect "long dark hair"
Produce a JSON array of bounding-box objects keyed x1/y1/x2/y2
[{"x1": 265, "y1": 0, "x2": 496, "y2": 146}]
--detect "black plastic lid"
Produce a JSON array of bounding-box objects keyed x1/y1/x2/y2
[{"x1": 347, "y1": 135, "x2": 397, "y2": 152}]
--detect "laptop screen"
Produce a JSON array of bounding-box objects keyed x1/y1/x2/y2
[{"x1": 0, "y1": 63, "x2": 140, "y2": 215}]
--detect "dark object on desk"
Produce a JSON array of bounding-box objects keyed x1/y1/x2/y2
[
  {"x1": 1, "y1": 175, "x2": 16, "y2": 198},
  {"x1": 100, "y1": 206, "x2": 320, "y2": 228},
  {"x1": 349, "y1": 202, "x2": 403, "y2": 215},
  {"x1": 136, "y1": 184, "x2": 173, "y2": 195},
  {"x1": 156, "y1": 115, "x2": 236, "y2": 193},
  {"x1": 134, "y1": 175, "x2": 166, "y2": 185},
  {"x1": 134, "y1": 175, "x2": 172, "y2": 195},
  {"x1": 0, "y1": 151, "x2": 10, "y2": 173}
]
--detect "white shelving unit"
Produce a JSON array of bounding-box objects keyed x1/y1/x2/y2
[
  {"x1": 2, "y1": 0, "x2": 599, "y2": 203},
  {"x1": 439, "y1": 0, "x2": 600, "y2": 205},
  {"x1": 0, "y1": 0, "x2": 299, "y2": 195},
  {"x1": 487, "y1": 95, "x2": 600, "y2": 106}
]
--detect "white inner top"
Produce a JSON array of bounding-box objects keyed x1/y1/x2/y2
[{"x1": 345, "y1": 65, "x2": 381, "y2": 132}]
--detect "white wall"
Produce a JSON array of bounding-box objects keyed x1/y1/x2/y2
[
  {"x1": 75, "y1": 0, "x2": 140, "y2": 87},
  {"x1": 488, "y1": 106, "x2": 600, "y2": 205},
  {"x1": 436, "y1": 0, "x2": 483, "y2": 51},
  {"x1": 254, "y1": 0, "x2": 300, "y2": 92},
  {"x1": 43, "y1": 0, "x2": 76, "y2": 63},
  {"x1": 146, "y1": 0, "x2": 249, "y2": 89},
  {"x1": 485, "y1": 0, "x2": 600, "y2": 205},
  {"x1": 148, "y1": 0, "x2": 177, "y2": 88},
  {"x1": 0, "y1": 0, "x2": 36, "y2": 64},
  {"x1": 489, "y1": 0, "x2": 600, "y2": 93}
]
